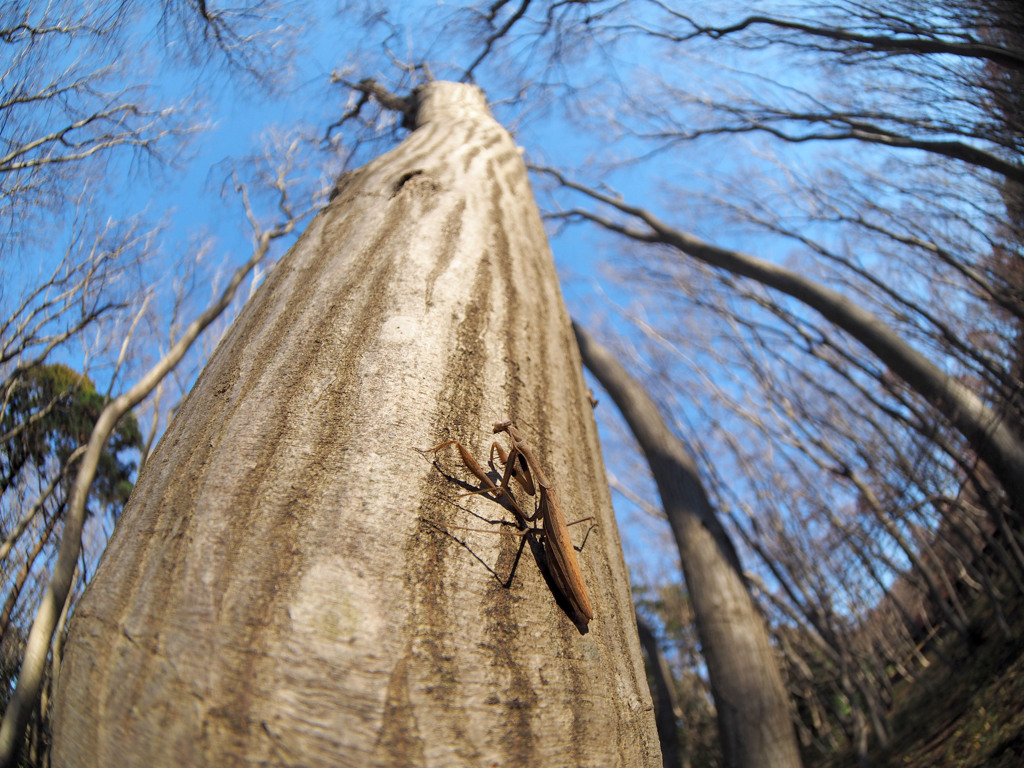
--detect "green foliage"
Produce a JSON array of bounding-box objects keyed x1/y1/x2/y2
[{"x1": 2, "y1": 363, "x2": 143, "y2": 518}]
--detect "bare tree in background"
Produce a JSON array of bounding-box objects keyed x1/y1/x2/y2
[
  {"x1": 576, "y1": 324, "x2": 802, "y2": 768},
  {"x1": 0, "y1": 2, "x2": 185, "y2": 248},
  {"x1": 499, "y1": 1, "x2": 1024, "y2": 761},
  {"x1": 0, "y1": 143, "x2": 313, "y2": 766},
  {"x1": 1, "y1": 2, "x2": 307, "y2": 761}
]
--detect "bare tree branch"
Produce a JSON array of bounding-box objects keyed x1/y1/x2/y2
[
  {"x1": 0, "y1": 175, "x2": 305, "y2": 766},
  {"x1": 538, "y1": 165, "x2": 1024, "y2": 521}
]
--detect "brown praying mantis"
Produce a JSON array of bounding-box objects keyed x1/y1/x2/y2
[{"x1": 418, "y1": 420, "x2": 594, "y2": 625}]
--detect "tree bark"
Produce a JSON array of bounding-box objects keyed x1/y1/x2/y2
[
  {"x1": 573, "y1": 323, "x2": 802, "y2": 768},
  {"x1": 51, "y1": 82, "x2": 660, "y2": 767}
]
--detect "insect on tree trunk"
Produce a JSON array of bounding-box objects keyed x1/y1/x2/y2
[{"x1": 50, "y1": 82, "x2": 661, "y2": 767}]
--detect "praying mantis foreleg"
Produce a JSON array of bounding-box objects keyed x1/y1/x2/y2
[
  {"x1": 415, "y1": 438, "x2": 523, "y2": 517},
  {"x1": 491, "y1": 441, "x2": 536, "y2": 498},
  {"x1": 456, "y1": 438, "x2": 538, "y2": 521}
]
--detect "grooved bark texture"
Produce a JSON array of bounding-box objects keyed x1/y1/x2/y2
[{"x1": 51, "y1": 83, "x2": 660, "y2": 767}]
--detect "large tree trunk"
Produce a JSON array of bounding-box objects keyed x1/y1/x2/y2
[
  {"x1": 51, "y1": 82, "x2": 660, "y2": 768},
  {"x1": 574, "y1": 323, "x2": 802, "y2": 768}
]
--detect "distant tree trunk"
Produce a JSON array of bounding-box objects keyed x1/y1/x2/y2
[
  {"x1": 636, "y1": 613, "x2": 688, "y2": 768},
  {"x1": 51, "y1": 82, "x2": 661, "y2": 768},
  {"x1": 548, "y1": 171, "x2": 1024, "y2": 524},
  {"x1": 574, "y1": 323, "x2": 803, "y2": 768}
]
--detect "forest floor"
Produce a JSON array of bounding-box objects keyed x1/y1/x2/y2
[{"x1": 824, "y1": 591, "x2": 1024, "y2": 768}]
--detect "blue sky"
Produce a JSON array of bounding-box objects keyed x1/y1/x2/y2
[
  {"x1": 0, "y1": 1, "x2": 839, "y2": 590},
  {"x1": 7, "y1": 0, "x2": 997, "y2": 625},
  {"x1": 0, "y1": 1, "x2": 685, "y2": 587}
]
